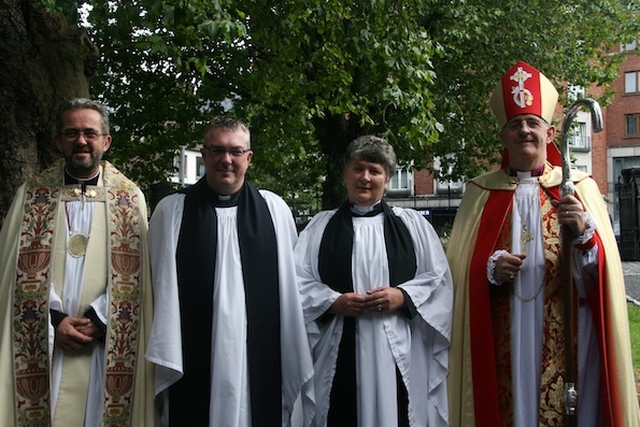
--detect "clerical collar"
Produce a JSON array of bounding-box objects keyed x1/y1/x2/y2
[
  {"x1": 64, "y1": 170, "x2": 100, "y2": 186},
  {"x1": 211, "y1": 189, "x2": 242, "y2": 207},
  {"x1": 350, "y1": 201, "x2": 383, "y2": 217},
  {"x1": 509, "y1": 164, "x2": 544, "y2": 177}
]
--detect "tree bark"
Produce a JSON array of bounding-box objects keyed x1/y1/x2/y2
[
  {"x1": 0, "y1": 0, "x2": 97, "y2": 227},
  {"x1": 314, "y1": 113, "x2": 364, "y2": 209}
]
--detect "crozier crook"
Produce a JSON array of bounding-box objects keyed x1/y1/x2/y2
[{"x1": 560, "y1": 97, "x2": 603, "y2": 425}]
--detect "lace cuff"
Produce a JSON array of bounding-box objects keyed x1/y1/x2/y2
[
  {"x1": 487, "y1": 249, "x2": 510, "y2": 286},
  {"x1": 572, "y1": 211, "x2": 596, "y2": 248}
]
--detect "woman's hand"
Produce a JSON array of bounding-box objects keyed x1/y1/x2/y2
[
  {"x1": 329, "y1": 292, "x2": 367, "y2": 317},
  {"x1": 363, "y1": 287, "x2": 404, "y2": 313}
]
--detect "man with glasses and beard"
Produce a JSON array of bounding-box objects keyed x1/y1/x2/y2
[{"x1": 0, "y1": 98, "x2": 155, "y2": 426}]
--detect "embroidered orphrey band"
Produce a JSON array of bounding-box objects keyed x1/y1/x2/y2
[
  {"x1": 13, "y1": 186, "x2": 58, "y2": 427},
  {"x1": 101, "y1": 177, "x2": 143, "y2": 427}
]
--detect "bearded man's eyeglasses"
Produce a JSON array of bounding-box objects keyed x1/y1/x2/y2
[{"x1": 60, "y1": 129, "x2": 106, "y2": 142}]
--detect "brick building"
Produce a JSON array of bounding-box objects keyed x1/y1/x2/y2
[{"x1": 608, "y1": 42, "x2": 640, "y2": 258}]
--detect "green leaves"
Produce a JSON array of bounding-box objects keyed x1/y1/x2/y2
[
  {"x1": 36, "y1": 0, "x2": 79, "y2": 23},
  {"x1": 48, "y1": 0, "x2": 637, "y2": 212}
]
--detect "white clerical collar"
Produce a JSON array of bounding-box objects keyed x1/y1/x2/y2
[
  {"x1": 213, "y1": 190, "x2": 241, "y2": 207},
  {"x1": 516, "y1": 170, "x2": 537, "y2": 180},
  {"x1": 65, "y1": 168, "x2": 100, "y2": 184},
  {"x1": 350, "y1": 200, "x2": 382, "y2": 215}
]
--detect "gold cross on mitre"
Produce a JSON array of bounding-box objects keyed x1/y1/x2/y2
[{"x1": 510, "y1": 66, "x2": 532, "y2": 85}]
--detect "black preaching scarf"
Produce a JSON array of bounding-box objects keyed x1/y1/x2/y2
[
  {"x1": 170, "y1": 178, "x2": 282, "y2": 426},
  {"x1": 318, "y1": 200, "x2": 417, "y2": 426}
]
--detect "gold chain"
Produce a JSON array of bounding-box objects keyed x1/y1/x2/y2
[{"x1": 512, "y1": 276, "x2": 545, "y2": 302}]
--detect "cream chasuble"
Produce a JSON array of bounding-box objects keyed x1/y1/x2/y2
[
  {"x1": 50, "y1": 193, "x2": 106, "y2": 426},
  {"x1": 0, "y1": 160, "x2": 155, "y2": 427}
]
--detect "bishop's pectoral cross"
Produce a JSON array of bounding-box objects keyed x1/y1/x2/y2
[{"x1": 520, "y1": 226, "x2": 534, "y2": 255}]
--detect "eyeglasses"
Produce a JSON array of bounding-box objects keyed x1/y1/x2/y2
[
  {"x1": 202, "y1": 146, "x2": 252, "y2": 157},
  {"x1": 505, "y1": 117, "x2": 546, "y2": 132},
  {"x1": 60, "y1": 129, "x2": 106, "y2": 142}
]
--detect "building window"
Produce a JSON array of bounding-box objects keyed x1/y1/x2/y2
[
  {"x1": 183, "y1": 155, "x2": 188, "y2": 178},
  {"x1": 625, "y1": 71, "x2": 639, "y2": 94},
  {"x1": 435, "y1": 179, "x2": 463, "y2": 194},
  {"x1": 626, "y1": 114, "x2": 639, "y2": 137},
  {"x1": 386, "y1": 168, "x2": 412, "y2": 197},
  {"x1": 391, "y1": 169, "x2": 410, "y2": 190},
  {"x1": 196, "y1": 157, "x2": 206, "y2": 178},
  {"x1": 568, "y1": 122, "x2": 590, "y2": 151},
  {"x1": 387, "y1": 169, "x2": 412, "y2": 197},
  {"x1": 622, "y1": 40, "x2": 637, "y2": 52},
  {"x1": 389, "y1": 169, "x2": 411, "y2": 190},
  {"x1": 432, "y1": 156, "x2": 464, "y2": 194}
]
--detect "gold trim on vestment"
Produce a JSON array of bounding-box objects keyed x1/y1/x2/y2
[
  {"x1": 12, "y1": 161, "x2": 143, "y2": 427},
  {"x1": 491, "y1": 187, "x2": 577, "y2": 425},
  {"x1": 101, "y1": 181, "x2": 143, "y2": 426},
  {"x1": 13, "y1": 185, "x2": 58, "y2": 427}
]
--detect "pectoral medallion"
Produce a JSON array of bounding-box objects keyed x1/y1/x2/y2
[{"x1": 67, "y1": 233, "x2": 89, "y2": 258}]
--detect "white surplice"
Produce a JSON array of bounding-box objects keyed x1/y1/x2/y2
[
  {"x1": 295, "y1": 206, "x2": 452, "y2": 427},
  {"x1": 146, "y1": 189, "x2": 314, "y2": 427},
  {"x1": 508, "y1": 173, "x2": 601, "y2": 427}
]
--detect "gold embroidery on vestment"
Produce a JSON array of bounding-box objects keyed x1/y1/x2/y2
[
  {"x1": 12, "y1": 162, "x2": 144, "y2": 427},
  {"x1": 491, "y1": 188, "x2": 576, "y2": 425}
]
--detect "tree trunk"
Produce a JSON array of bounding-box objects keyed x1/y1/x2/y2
[
  {"x1": 0, "y1": 0, "x2": 97, "y2": 227},
  {"x1": 314, "y1": 113, "x2": 364, "y2": 209}
]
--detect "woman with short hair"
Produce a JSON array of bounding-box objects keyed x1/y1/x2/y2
[{"x1": 295, "y1": 135, "x2": 453, "y2": 427}]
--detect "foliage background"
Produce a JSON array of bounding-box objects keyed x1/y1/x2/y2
[
  {"x1": 90, "y1": 0, "x2": 639, "y2": 212},
  {"x1": 1, "y1": 0, "x2": 639, "y2": 222}
]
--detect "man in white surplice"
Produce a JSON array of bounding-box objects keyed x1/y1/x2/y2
[{"x1": 146, "y1": 116, "x2": 314, "y2": 427}]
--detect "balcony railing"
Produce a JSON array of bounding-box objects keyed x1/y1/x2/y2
[{"x1": 568, "y1": 134, "x2": 591, "y2": 152}]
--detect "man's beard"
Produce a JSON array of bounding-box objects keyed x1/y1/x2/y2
[{"x1": 65, "y1": 151, "x2": 101, "y2": 177}]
